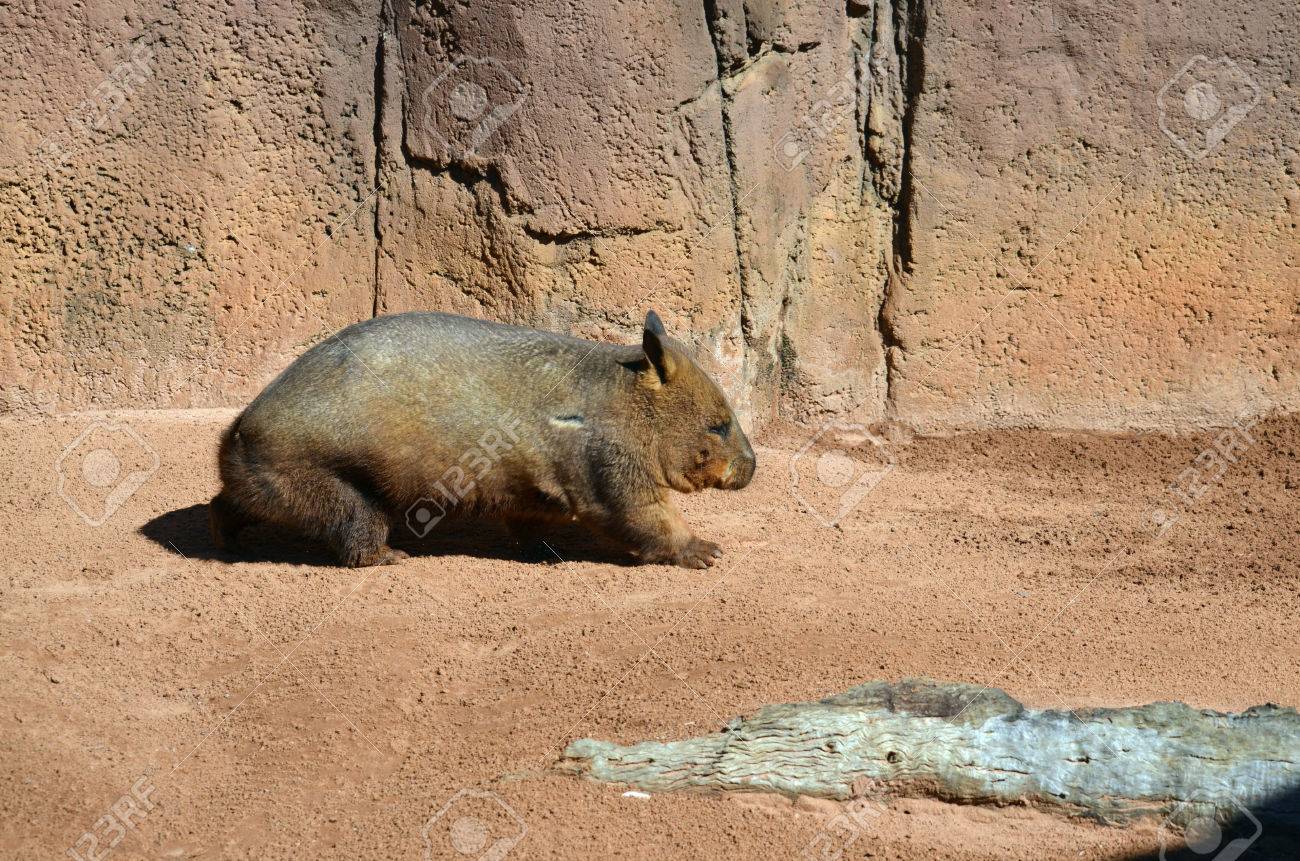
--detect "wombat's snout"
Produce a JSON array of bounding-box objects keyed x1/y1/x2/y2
[{"x1": 725, "y1": 436, "x2": 757, "y2": 490}]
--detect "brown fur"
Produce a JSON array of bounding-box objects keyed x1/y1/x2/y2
[{"x1": 210, "y1": 310, "x2": 756, "y2": 569}]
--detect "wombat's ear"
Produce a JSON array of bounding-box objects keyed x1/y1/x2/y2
[
  {"x1": 645, "y1": 309, "x2": 666, "y2": 336},
  {"x1": 642, "y1": 312, "x2": 676, "y2": 384}
]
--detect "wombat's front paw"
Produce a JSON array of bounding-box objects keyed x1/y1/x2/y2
[
  {"x1": 672, "y1": 537, "x2": 723, "y2": 570},
  {"x1": 376, "y1": 547, "x2": 410, "y2": 566},
  {"x1": 347, "y1": 546, "x2": 409, "y2": 567}
]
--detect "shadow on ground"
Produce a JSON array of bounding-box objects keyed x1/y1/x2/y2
[
  {"x1": 140, "y1": 503, "x2": 632, "y2": 567},
  {"x1": 1119, "y1": 784, "x2": 1299, "y2": 861}
]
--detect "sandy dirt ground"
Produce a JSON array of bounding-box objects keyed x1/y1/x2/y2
[{"x1": 2, "y1": 410, "x2": 1297, "y2": 859}]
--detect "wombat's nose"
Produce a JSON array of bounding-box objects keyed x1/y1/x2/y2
[{"x1": 730, "y1": 445, "x2": 756, "y2": 489}]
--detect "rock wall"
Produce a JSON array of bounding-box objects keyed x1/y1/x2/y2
[
  {"x1": 1, "y1": 0, "x2": 381, "y2": 413},
  {"x1": 2, "y1": 0, "x2": 1295, "y2": 431},
  {"x1": 892, "y1": 0, "x2": 1299, "y2": 431}
]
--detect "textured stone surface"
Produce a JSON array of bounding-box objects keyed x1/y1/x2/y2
[
  {"x1": 1, "y1": 0, "x2": 380, "y2": 413},
  {"x1": 562, "y1": 678, "x2": 1300, "y2": 828},
  {"x1": 379, "y1": 0, "x2": 752, "y2": 409},
  {"x1": 2, "y1": 0, "x2": 1295, "y2": 431},
  {"x1": 888, "y1": 0, "x2": 1299, "y2": 431}
]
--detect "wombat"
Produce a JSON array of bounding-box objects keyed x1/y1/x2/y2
[{"x1": 210, "y1": 310, "x2": 756, "y2": 569}]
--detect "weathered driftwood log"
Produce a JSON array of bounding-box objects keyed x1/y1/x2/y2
[{"x1": 561, "y1": 679, "x2": 1300, "y2": 827}]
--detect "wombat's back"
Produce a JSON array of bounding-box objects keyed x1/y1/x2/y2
[
  {"x1": 226, "y1": 312, "x2": 631, "y2": 512},
  {"x1": 245, "y1": 312, "x2": 621, "y2": 426}
]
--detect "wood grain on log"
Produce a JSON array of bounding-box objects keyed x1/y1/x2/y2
[{"x1": 560, "y1": 679, "x2": 1300, "y2": 827}]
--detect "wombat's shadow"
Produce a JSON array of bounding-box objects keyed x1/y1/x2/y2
[{"x1": 141, "y1": 504, "x2": 633, "y2": 567}]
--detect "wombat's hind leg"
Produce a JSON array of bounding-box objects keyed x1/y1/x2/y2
[
  {"x1": 320, "y1": 479, "x2": 408, "y2": 568},
  {"x1": 209, "y1": 492, "x2": 248, "y2": 551}
]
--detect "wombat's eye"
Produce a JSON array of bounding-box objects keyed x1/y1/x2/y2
[{"x1": 708, "y1": 419, "x2": 731, "y2": 439}]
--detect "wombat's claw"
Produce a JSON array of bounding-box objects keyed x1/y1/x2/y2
[
  {"x1": 675, "y1": 537, "x2": 723, "y2": 570},
  {"x1": 350, "y1": 546, "x2": 409, "y2": 567},
  {"x1": 378, "y1": 547, "x2": 410, "y2": 566}
]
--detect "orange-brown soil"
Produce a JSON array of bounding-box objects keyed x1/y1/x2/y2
[{"x1": 3, "y1": 411, "x2": 1296, "y2": 859}]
